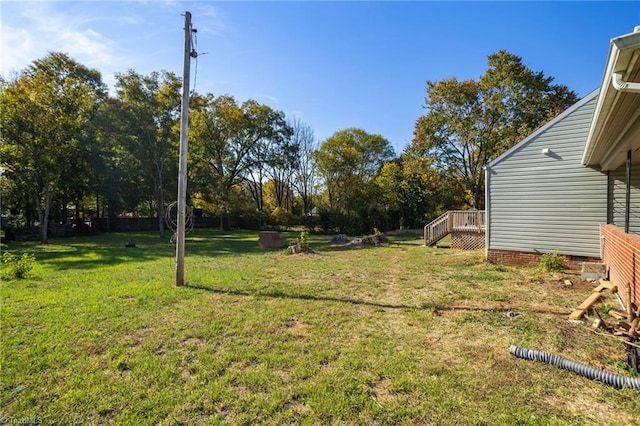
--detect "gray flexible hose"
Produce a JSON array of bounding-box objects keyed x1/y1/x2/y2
[{"x1": 509, "y1": 345, "x2": 640, "y2": 390}]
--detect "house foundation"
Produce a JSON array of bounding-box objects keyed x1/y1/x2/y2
[{"x1": 487, "y1": 249, "x2": 600, "y2": 270}]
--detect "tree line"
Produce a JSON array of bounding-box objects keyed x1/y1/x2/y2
[{"x1": 0, "y1": 51, "x2": 577, "y2": 243}]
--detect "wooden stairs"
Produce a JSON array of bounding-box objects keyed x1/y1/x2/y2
[{"x1": 424, "y1": 210, "x2": 486, "y2": 249}]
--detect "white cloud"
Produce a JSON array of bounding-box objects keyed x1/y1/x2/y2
[
  {"x1": 0, "y1": 1, "x2": 231, "y2": 94},
  {"x1": 1, "y1": 2, "x2": 129, "y2": 78},
  {"x1": 257, "y1": 93, "x2": 279, "y2": 103},
  {"x1": 56, "y1": 28, "x2": 119, "y2": 67},
  {"x1": 1, "y1": 24, "x2": 36, "y2": 77}
]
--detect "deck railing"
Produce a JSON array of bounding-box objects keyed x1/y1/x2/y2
[
  {"x1": 424, "y1": 210, "x2": 485, "y2": 246},
  {"x1": 424, "y1": 212, "x2": 451, "y2": 246}
]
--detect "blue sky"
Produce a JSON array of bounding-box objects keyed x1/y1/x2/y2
[{"x1": 1, "y1": 1, "x2": 639, "y2": 154}]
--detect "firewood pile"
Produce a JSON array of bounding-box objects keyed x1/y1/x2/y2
[{"x1": 569, "y1": 280, "x2": 640, "y2": 372}]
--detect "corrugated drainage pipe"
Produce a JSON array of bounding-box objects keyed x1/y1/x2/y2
[{"x1": 509, "y1": 345, "x2": 640, "y2": 390}]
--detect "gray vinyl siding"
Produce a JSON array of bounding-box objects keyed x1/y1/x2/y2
[
  {"x1": 609, "y1": 164, "x2": 640, "y2": 234},
  {"x1": 487, "y1": 92, "x2": 607, "y2": 258}
]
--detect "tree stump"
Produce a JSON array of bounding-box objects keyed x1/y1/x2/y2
[{"x1": 258, "y1": 231, "x2": 283, "y2": 248}]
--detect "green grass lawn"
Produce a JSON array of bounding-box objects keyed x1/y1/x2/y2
[{"x1": 1, "y1": 229, "x2": 638, "y2": 425}]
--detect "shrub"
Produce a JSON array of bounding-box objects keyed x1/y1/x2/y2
[
  {"x1": 2, "y1": 252, "x2": 36, "y2": 279},
  {"x1": 283, "y1": 231, "x2": 312, "y2": 255},
  {"x1": 538, "y1": 251, "x2": 566, "y2": 273},
  {"x1": 298, "y1": 230, "x2": 309, "y2": 252}
]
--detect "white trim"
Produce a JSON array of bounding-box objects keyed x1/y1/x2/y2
[
  {"x1": 582, "y1": 29, "x2": 640, "y2": 167},
  {"x1": 484, "y1": 164, "x2": 490, "y2": 257}
]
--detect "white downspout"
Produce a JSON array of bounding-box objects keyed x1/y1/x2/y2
[
  {"x1": 611, "y1": 26, "x2": 640, "y2": 93},
  {"x1": 612, "y1": 72, "x2": 640, "y2": 93}
]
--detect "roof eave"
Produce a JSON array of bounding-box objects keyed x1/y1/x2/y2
[{"x1": 582, "y1": 29, "x2": 640, "y2": 169}]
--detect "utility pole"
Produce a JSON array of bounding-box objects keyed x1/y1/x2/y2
[{"x1": 176, "y1": 11, "x2": 195, "y2": 286}]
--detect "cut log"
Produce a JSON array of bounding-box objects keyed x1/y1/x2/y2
[
  {"x1": 568, "y1": 292, "x2": 601, "y2": 320},
  {"x1": 258, "y1": 231, "x2": 283, "y2": 248},
  {"x1": 609, "y1": 309, "x2": 628, "y2": 320},
  {"x1": 617, "y1": 321, "x2": 632, "y2": 331}
]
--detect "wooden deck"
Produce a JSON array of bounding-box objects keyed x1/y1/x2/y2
[{"x1": 424, "y1": 210, "x2": 486, "y2": 249}]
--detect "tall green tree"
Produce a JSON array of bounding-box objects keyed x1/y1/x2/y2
[
  {"x1": 0, "y1": 52, "x2": 106, "y2": 242},
  {"x1": 189, "y1": 95, "x2": 290, "y2": 229},
  {"x1": 316, "y1": 127, "x2": 395, "y2": 212},
  {"x1": 93, "y1": 97, "x2": 147, "y2": 225},
  {"x1": 242, "y1": 102, "x2": 292, "y2": 216},
  {"x1": 262, "y1": 135, "x2": 298, "y2": 214},
  {"x1": 112, "y1": 70, "x2": 182, "y2": 237},
  {"x1": 374, "y1": 153, "x2": 463, "y2": 229},
  {"x1": 412, "y1": 50, "x2": 578, "y2": 209},
  {"x1": 315, "y1": 128, "x2": 395, "y2": 232},
  {"x1": 290, "y1": 118, "x2": 318, "y2": 218}
]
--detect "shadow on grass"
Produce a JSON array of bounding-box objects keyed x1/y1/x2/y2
[
  {"x1": 11, "y1": 229, "x2": 280, "y2": 271},
  {"x1": 318, "y1": 241, "x2": 421, "y2": 252},
  {"x1": 183, "y1": 283, "x2": 569, "y2": 316},
  {"x1": 318, "y1": 244, "x2": 380, "y2": 252},
  {"x1": 6, "y1": 233, "x2": 171, "y2": 271},
  {"x1": 184, "y1": 283, "x2": 419, "y2": 310}
]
